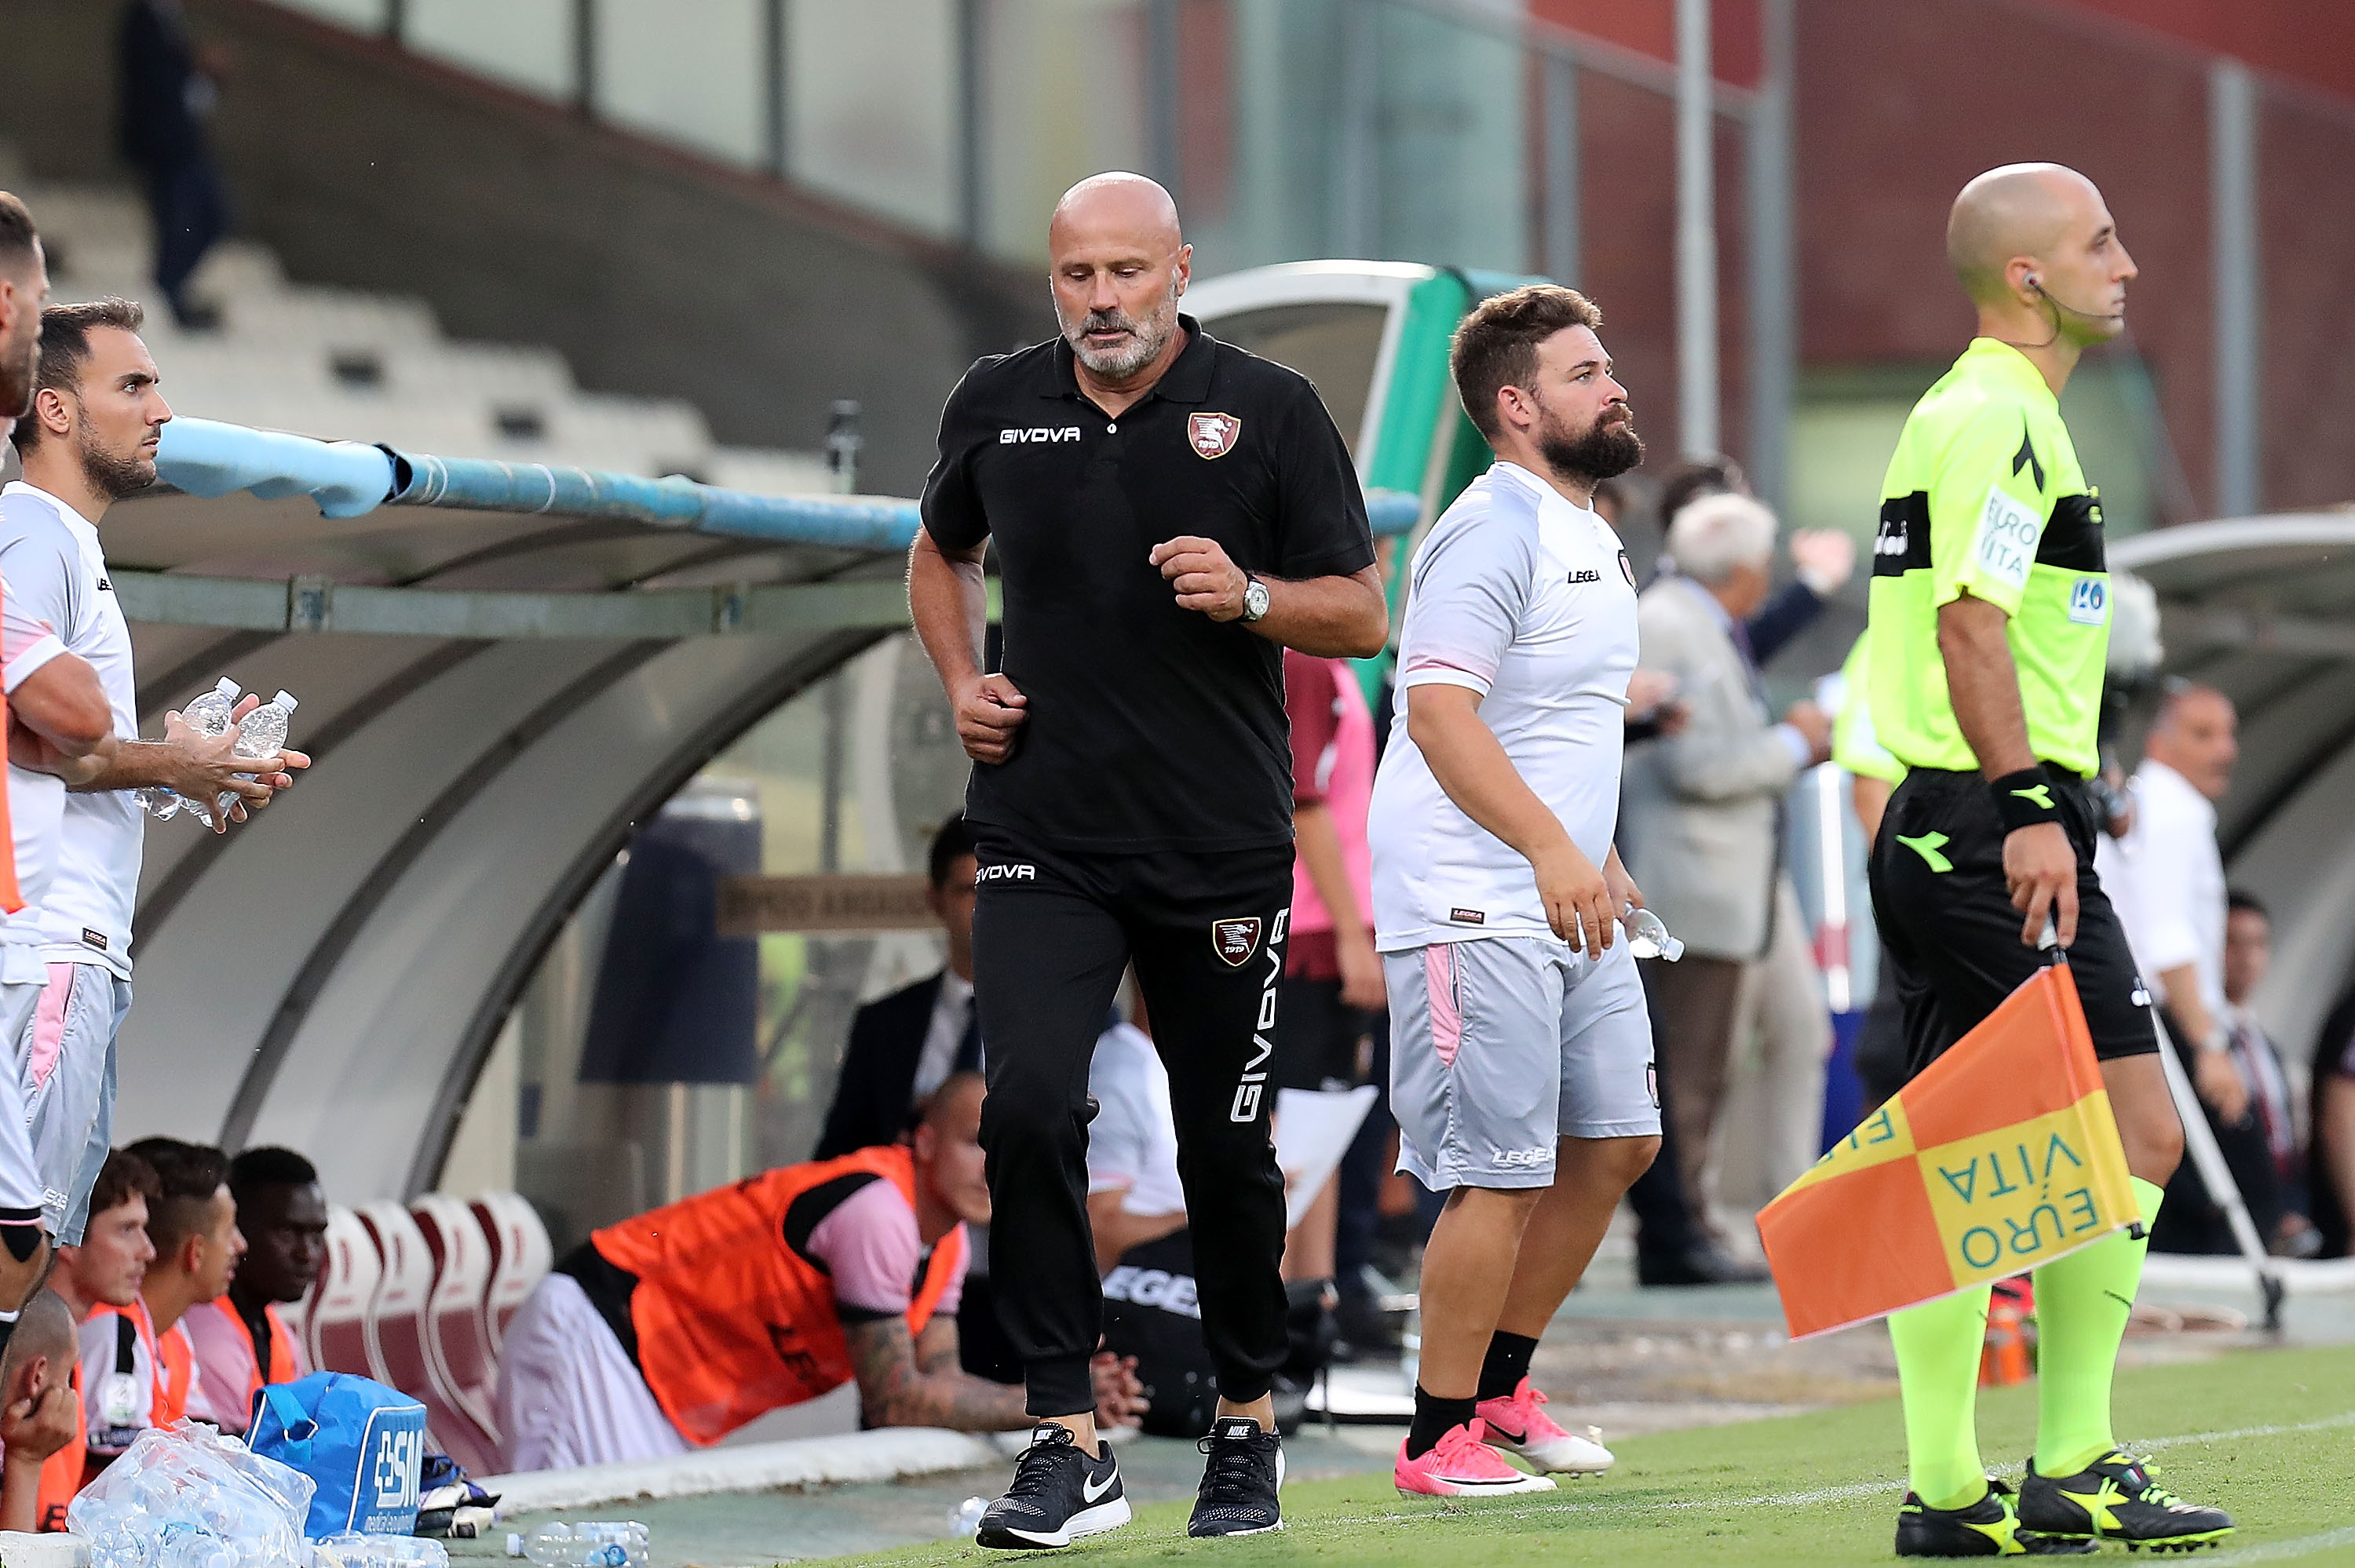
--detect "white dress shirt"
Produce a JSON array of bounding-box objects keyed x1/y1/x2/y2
[
  {"x1": 909, "y1": 968, "x2": 974, "y2": 1105},
  {"x1": 2101, "y1": 757, "x2": 2225, "y2": 1024}
]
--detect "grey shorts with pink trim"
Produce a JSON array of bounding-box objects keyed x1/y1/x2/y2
[{"x1": 1384, "y1": 935, "x2": 1659, "y2": 1190}]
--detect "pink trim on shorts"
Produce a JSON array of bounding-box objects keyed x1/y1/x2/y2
[
  {"x1": 1425, "y1": 945, "x2": 1463, "y2": 1068},
  {"x1": 26, "y1": 964, "x2": 71, "y2": 1091}
]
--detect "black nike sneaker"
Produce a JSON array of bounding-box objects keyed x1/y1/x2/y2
[
  {"x1": 1188, "y1": 1414, "x2": 1285, "y2": 1537},
  {"x1": 2018, "y1": 1451, "x2": 2234, "y2": 1552},
  {"x1": 975, "y1": 1422, "x2": 1131, "y2": 1551},
  {"x1": 1896, "y1": 1479, "x2": 2094, "y2": 1556}
]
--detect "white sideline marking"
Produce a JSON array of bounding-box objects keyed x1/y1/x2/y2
[
  {"x1": 1315, "y1": 1409, "x2": 2355, "y2": 1532},
  {"x1": 476, "y1": 1426, "x2": 1001, "y2": 1512}
]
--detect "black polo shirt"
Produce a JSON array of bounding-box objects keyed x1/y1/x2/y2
[{"x1": 921, "y1": 316, "x2": 1375, "y2": 854}]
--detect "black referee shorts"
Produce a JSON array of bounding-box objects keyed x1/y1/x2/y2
[
  {"x1": 1868, "y1": 765, "x2": 2157, "y2": 1085},
  {"x1": 968, "y1": 823, "x2": 1294, "y2": 1418}
]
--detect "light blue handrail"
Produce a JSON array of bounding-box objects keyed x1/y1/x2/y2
[{"x1": 155, "y1": 418, "x2": 1426, "y2": 545}]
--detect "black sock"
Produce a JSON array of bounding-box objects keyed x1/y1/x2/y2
[
  {"x1": 1477, "y1": 1330, "x2": 1539, "y2": 1402},
  {"x1": 1407, "y1": 1386, "x2": 1477, "y2": 1460}
]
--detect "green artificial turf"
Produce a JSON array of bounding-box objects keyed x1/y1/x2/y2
[{"x1": 816, "y1": 1344, "x2": 2355, "y2": 1566}]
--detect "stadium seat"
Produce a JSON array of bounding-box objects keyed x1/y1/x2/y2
[
  {"x1": 303, "y1": 1203, "x2": 382, "y2": 1380},
  {"x1": 353, "y1": 1199, "x2": 502, "y2": 1475},
  {"x1": 408, "y1": 1194, "x2": 502, "y2": 1443},
  {"x1": 470, "y1": 1190, "x2": 553, "y2": 1357}
]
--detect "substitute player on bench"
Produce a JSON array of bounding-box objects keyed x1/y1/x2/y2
[
  {"x1": 1370, "y1": 286, "x2": 1658, "y2": 1497},
  {"x1": 1867, "y1": 162, "x2": 2232, "y2": 1555}
]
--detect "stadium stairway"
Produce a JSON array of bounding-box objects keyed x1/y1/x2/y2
[{"x1": 4, "y1": 153, "x2": 830, "y2": 494}]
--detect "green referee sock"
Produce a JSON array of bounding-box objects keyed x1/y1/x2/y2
[
  {"x1": 2032, "y1": 1176, "x2": 2165, "y2": 1477},
  {"x1": 1889, "y1": 1285, "x2": 1993, "y2": 1511}
]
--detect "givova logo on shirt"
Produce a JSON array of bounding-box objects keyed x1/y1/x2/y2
[{"x1": 1000, "y1": 426, "x2": 1082, "y2": 444}]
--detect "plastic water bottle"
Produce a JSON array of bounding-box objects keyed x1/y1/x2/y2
[
  {"x1": 316, "y1": 1533, "x2": 451, "y2": 1567},
  {"x1": 141, "y1": 676, "x2": 240, "y2": 821},
  {"x1": 949, "y1": 1496, "x2": 988, "y2": 1536},
  {"x1": 210, "y1": 688, "x2": 297, "y2": 824},
  {"x1": 519, "y1": 1522, "x2": 647, "y2": 1566}
]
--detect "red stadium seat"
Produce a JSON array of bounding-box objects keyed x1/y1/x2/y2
[
  {"x1": 353, "y1": 1200, "x2": 501, "y2": 1475},
  {"x1": 409, "y1": 1194, "x2": 502, "y2": 1443},
  {"x1": 469, "y1": 1190, "x2": 552, "y2": 1357},
  {"x1": 304, "y1": 1204, "x2": 382, "y2": 1379}
]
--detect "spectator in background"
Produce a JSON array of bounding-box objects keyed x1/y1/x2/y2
[
  {"x1": 2097, "y1": 684, "x2": 2261, "y2": 1254},
  {"x1": 184, "y1": 1147, "x2": 321, "y2": 1434},
  {"x1": 83, "y1": 1140, "x2": 241, "y2": 1471},
  {"x1": 816, "y1": 818, "x2": 980, "y2": 1161},
  {"x1": 41, "y1": 1150, "x2": 157, "y2": 1528},
  {"x1": 2313, "y1": 995, "x2": 2355, "y2": 1259},
  {"x1": 2217, "y1": 895, "x2": 2321, "y2": 1257},
  {"x1": 1653, "y1": 456, "x2": 1857, "y2": 667},
  {"x1": 0, "y1": 1293, "x2": 80, "y2": 1532},
  {"x1": 1619, "y1": 493, "x2": 1830, "y2": 1284},
  {"x1": 1273, "y1": 648, "x2": 1381, "y2": 1349},
  {"x1": 118, "y1": 0, "x2": 230, "y2": 330}
]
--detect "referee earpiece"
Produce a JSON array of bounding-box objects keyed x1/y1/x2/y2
[{"x1": 2025, "y1": 274, "x2": 2043, "y2": 294}]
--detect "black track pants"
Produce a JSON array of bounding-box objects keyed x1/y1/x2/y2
[{"x1": 969, "y1": 825, "x2": 1294, "y2": 1417}]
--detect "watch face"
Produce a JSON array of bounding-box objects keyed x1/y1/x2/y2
[{"x1": 1245, "y1": 580, "x2": 1270, "y2": 619}]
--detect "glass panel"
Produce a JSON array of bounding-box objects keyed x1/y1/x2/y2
[
  {"x1": 479, "y1": 635, "x2": 968, "y2": 1236},
  {"x1": 978, "y1": 0, "x2": 1151, "y2": 261},
  {"x1": 790, "y1": 0, "x2": 958, "y2": 236},
  {"x1": 1373, "y1": 3, "x2": 1529, "y2": 274},
  {"x1": 266, "y1": 0, "x2": 389, "y2": 30},
  {"x1": 405, "y1": 0, "x2": 573, "y2": 100},
  {"x1": 1202, "y1": 301, "x2": 1389, "y2": 458},
  {"x1": 595, "y1": 0, "x2": 765, "y2": 169}
]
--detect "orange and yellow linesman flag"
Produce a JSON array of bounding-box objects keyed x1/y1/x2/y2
[{"x1": 1757, "y1": 962, "x2": 2137, "y2": 1340}]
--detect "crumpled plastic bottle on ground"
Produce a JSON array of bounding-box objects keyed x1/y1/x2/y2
[
  {"x1": 69, "y1": 1420, "x2": 317, "y2": 1568},
  {"x1": 312, "y1": 1533, "x2": 453, "y2": 1568}
]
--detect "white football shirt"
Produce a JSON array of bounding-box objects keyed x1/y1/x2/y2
[
  {"x1": 0, "y1": 483, "x2": 140, "y2": 979},
  {"x1": 1367, "y1": 461, "x2": 1638, "y2": 951}
]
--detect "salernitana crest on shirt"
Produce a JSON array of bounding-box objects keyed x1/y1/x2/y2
[
  {"x1": 1188, "y1": 411, "x2": 1242, "y2": 459},
  {"x1": 1211, "y1": 916, "x2": 1262, "y2": 966}
]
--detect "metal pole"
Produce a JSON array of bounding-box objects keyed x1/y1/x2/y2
[
  {"x1": 763, "y1": 0, "x2": 789, "y2": 181},
  {"x1": 2210, "y1": 58, "x2": 2261, "y2": 519},
  {"x1": 1676, "y1": 0, "x2": 1718, "y2": 458},
  {"x1": 1746, "y1": 0, "x2": 1794, "y2": 512},
  {"x1": 1147, "y1": 0, "x2": 1183, "y2": 206},
  {"x1": 1542, "y1": 51, "x2": 1580, "y2": 284},
  {"x1": 957, "y1": 0, "x2": 985, "y2": 250},
  {"x1": 1332, "y1": 0, "x2": 1378, "y2": 257},
  {"x1": 573, "y1": 0, "x2": 597, "y2": 119}
]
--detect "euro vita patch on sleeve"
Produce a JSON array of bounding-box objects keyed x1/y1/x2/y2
[{"x1": 1970, "y1": 484, "x2": 2040, "y2": 596}]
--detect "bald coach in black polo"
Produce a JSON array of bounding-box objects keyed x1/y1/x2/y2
[{"x1": 910, "y1": 172, "x2": 1387, "y2": 1547}]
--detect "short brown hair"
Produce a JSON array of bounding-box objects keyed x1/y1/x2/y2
[
  {"x1": 128, "y1": 1139, "x2": 229, "y2": 1260},
  {"x1": 13, "y1": 296, "x2": 144, "y2": 454},
  {"x1": 86, "y1": 1149, "x2": 162, "y2": 1221},
  {"x1": 0, "y1": 194, "x2": 37, "y2": 275},
  {"x1": 1449, "y1": 285, "x2": 1604, "y2": 443}
]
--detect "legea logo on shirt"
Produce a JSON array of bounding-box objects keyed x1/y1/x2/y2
[
  {"x1": 1000, "y1": 426, "x2": 1082, "y2": 445},
  {"x1": 1566, "y1": 568, "x2": 1601, "y2": 585}
]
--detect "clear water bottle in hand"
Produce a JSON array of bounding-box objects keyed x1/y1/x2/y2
[
  {"x1": 140, "y1": 676, "x2": 239, "y2": 822},
  {"x1": 210, "y1": 688, "x2": 297, "y2": 825}
]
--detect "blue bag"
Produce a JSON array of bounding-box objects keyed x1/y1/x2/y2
[{"x1": 246, "y1": 1371, "x2": 429, "y2": 1537}]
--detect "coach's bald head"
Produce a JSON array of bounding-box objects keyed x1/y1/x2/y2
[{"x1": 1048, "y1": 173, "x2": 1190, "y2": 384}]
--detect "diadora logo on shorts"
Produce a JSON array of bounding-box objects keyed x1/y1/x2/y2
[
  {"x1": 2130, "y1": 978, "x2": 2152, "y2": 1008},
  {"x1": 2068, "y1": 576, "x2": 2109, "y2": 625},
  {"x1": 1000, "y1": 425, "x2": 1082, "y2": 444},
  {"x1": 1492, "y1": 1147, "x2": 1550, "y2": 1169},
  {"x1": 975, "y1": 863, "x2": 1036, "y2": 884},
  {"x1": 1229, "y1": 909, "x2": 1290, "y2": 1123},
  {"x1": 1566, "y1": 567, "x2": 1601, "y2": 585}
]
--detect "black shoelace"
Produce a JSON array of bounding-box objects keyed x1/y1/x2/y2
[
  {"x1": 1006, "y1": 1439, "x2": 1080, "y2": 1501},
  {"x1": 1196, "y1": 1432, "x2": 1268, "y2": 1500}
]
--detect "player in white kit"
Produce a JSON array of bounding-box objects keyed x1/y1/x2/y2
[{"x1": 1369, "y1": 286, "x2": 1664, "y2": 1498}]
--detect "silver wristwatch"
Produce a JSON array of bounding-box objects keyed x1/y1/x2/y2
[{"x1": 1240, "y1": 574, "x2": 1270, "y2": 622}]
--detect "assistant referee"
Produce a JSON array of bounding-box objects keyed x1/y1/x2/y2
[
  {"x1": 1866, "y1": 162, "x2": 2231, "y2": 1557},
  {"x1": 910, "y1": 172, "x2": 1386, "y2": 1550}
]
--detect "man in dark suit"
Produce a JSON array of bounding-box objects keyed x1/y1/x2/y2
[{"x1": 816, "y1": 818, "x2": 980, "y2": 1160}]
